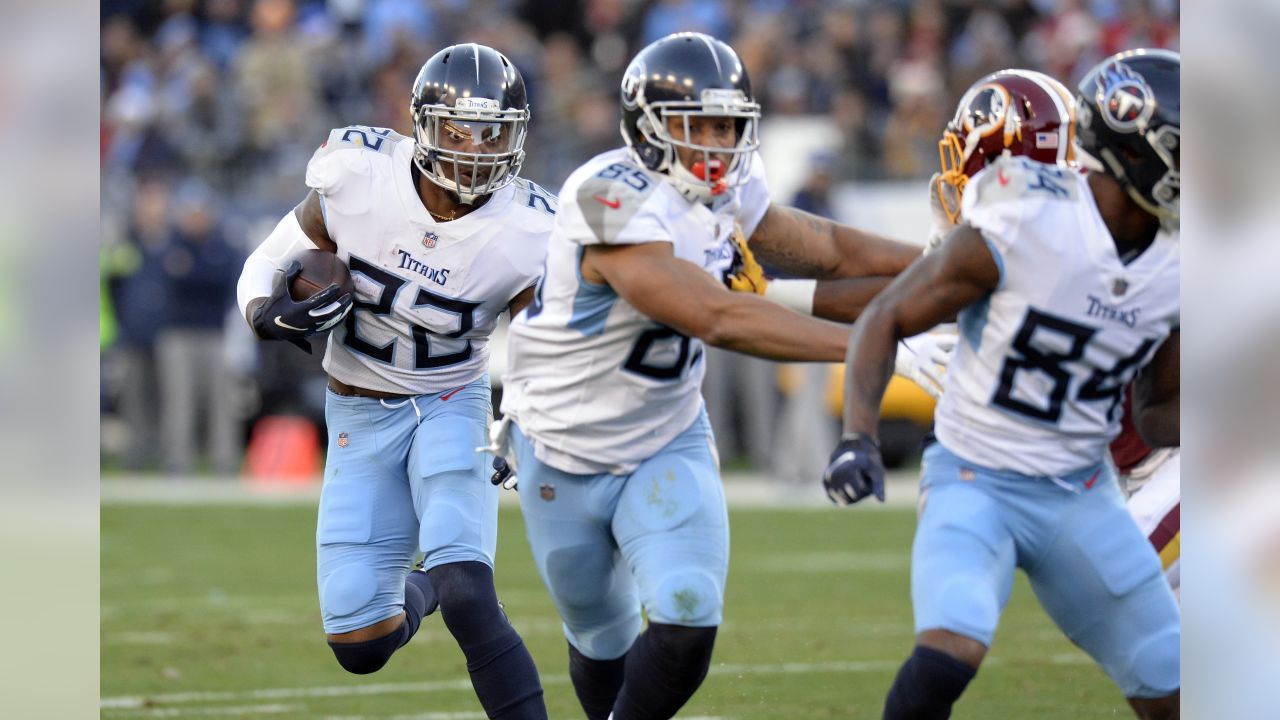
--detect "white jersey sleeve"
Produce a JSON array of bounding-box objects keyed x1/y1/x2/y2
[
  {"x1": 960, "y1": 155, "x2": 1056, "y2": 287},
  {"x1": 305, "y1": 126, "x2": 404, "y2": 215},
  {"x1": 559, "y1": 157, "x2": 678, "y2": 247}
]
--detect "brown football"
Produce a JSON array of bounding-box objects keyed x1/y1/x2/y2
[{"x1": 289, "y1": 249, "x2": 354, "y2": 301}]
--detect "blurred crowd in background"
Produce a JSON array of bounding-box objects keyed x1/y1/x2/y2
[{"x1": 99, "y1": 0, "x2": 1179, "y2": 476}]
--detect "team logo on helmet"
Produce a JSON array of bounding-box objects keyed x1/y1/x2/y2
[
  {"x1": 967, "y1": 84, "x2": 1008, "y2": 133},
  {"x1": 621, "y1": 61, "x2": 646, "y2": 111},
  {"x1": 1097, "y1": 61, "x2": 1155, "y2": 133}
]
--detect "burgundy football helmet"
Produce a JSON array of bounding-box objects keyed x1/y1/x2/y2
[{"x1": 936, "y1": 69, "x2": 1076, "y2": 223}]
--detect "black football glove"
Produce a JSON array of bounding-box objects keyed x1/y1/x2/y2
[
  {"x1": 251, "y1": 260, "x2": 353, "y2": 354},
  {"x1": 822, "y1": 433, "x2": 886, "y2": 505},
  {"x1": 490, "y1": 456, "x2": 517, "y2": 490}
]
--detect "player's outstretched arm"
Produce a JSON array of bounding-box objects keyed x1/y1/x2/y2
[
  {"x1": 1132, "y1": 330, "x2": 1179, "y2": 447},
  {"x1": 584, "y1": 241, "x2": 850, "y2": 362},
  {"x1": 746, "y1": 204, "x2": 921, "y2": 280},
  {"x1": 724, "y1": 223, "x2": 898, "y2": 321},
  {"x1": 841, "y1": 224, "x2": 999, "y2": 436}
]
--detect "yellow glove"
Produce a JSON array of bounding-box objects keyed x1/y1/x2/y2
[{"x1": 725, "y1": 226, "x2": 769, "y2": 295}]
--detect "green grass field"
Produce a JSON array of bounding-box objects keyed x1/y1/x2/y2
[{"x1": 102, "y1": 502, "x2": 1131, "y2": 719}]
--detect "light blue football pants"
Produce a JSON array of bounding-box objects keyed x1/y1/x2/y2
[
  {"x1": 315, "y1": 375, "x2": 498, "y2": 634},
  {"x1": 913, "y1": 441, "x2": 1180, "y2": 698},
  {"x1": 511, "y1": 410, "x2": 729, "y2": 661}
]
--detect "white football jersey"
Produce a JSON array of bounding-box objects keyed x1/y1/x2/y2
[
  {"x1": 307, "y1": 126, "x2": 556, "y2": 395},
  {"x1": 935, "y1": 155, "x2": 1179, "y2": 477},
  {"x1": 501, "y1": 148, "x2": 771, "y2": 474}
]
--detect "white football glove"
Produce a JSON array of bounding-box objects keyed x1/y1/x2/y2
[
  {"x1": 924, "y1": 172, "x2": 962, "y2": 255},
  {"x1": 894, "y1": 324, "x2": 958, "y2": 399},
  {"x1": 476, "y1": 416, "x2": 518, "y2": 490}
]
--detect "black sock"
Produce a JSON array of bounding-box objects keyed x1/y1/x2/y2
[
  {"x1": 612, "y1": 623, "x2": 717, "y2": 720},
  {"x1": 429, "y1": 561, "x2": 546, "y2": 720},
  {"x1": 882, "y1": 645, "x2": 977, "y2": 720},
  {"x1": 404, "y1": 567, "x2": 439, "y2": 627},
  {"x1": 569, "y1": 642, "x2": 628, "y2": 720}
]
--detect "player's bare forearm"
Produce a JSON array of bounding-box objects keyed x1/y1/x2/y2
[
  {"x1": 842, "y1": 304, "x2": 898, "y2": 435},
  {"x1": 1134, "y1": 331, "x2": 1180, "y2": 447},
  {"x1": 841, "y1": 225, "x2": 1001, "y2": 433},
  {"x1": 586, "y1": 242, "x2": 849, "y2": 362},
  {"x1": 747, "y1": 205, "x2": 919, "y2": 280},
  {"x1": 812, "y1": 277, "x2": 896, "y2": 323},
  {"x1": 707, "y1": 293, "x2": 849, "y2": 361}
]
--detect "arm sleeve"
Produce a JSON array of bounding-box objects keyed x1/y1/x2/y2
[{"x1": 236, "y1": 211, "x2": 318, "y2": 324}]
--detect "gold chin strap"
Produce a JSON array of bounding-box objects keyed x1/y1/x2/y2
[{"x1": 936, "y1": 132, "x2": 968, "y2": 225}]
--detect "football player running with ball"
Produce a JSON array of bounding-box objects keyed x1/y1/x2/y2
[
  {"x1": 495, "y1": 32, "x2": 928, "y2": 720},
  {"x1": 236, "y1": 45, "x2": 552, "y2": 719},
  {"x1": 824, "y1": 49, "x2": 1181, "y2": 719}
]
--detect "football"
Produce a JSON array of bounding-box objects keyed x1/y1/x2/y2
[{"x1": 288, "y1": 249, "x2": 354, "y2": 301}]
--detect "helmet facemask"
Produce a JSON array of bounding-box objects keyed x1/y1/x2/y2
[
  {"x1": 630, "y1": 91, "x2": 761, "y2": 204},
  {"x1": 412, "y1": 99, "x2": 529, "y2": 205}
]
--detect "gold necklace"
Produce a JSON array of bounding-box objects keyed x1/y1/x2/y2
[{"x1": 427, "y1": 206, "x2": 457, "y2": 222}]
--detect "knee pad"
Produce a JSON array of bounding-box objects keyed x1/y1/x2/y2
[
  {"x1": 651, "y1": 569, "x2": 722, "y2": 626},
  {"x1": 929, "y1": 575, "x2": 1000, "y2": 645},
  {"x1": 1125, "y1": 628, "x2": 1180, "y2": 698},
  {"x1": 321, "y1": 563, "x2": 379, "y2": 619},
  {"x1": 328, "y1": 623, "x2": 410, "y2": 675}
]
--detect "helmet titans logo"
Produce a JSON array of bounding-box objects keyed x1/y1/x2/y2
[
  {"x1": 621, "y1": 61, "x2": 646, "y2": 110},
  {"x1": 1097, "y1": 61, "x2": 1155, "y2": 133}
]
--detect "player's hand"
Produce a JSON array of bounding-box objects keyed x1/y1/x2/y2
[
  {"x1": 895, "y1": 325, "x2": 958, "y2": 399},
  {"x1": 823, "y1": 433, "x2": 885, "y2": 505},
  {"x1": 925, "y1": 172, "x2": 962, "y2": 255},
  {"x1": 490, "y1": 456, "x2": 518, "y2": 490},
  {"x1": 251, "y1": 260, "x2": 353, "y2": 353},
  {"x1": 724, "y1": 227, "x2": 769, "y2": 295}
]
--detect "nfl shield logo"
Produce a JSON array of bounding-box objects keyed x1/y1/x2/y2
[
  {"x1": 539, "y1": 483, "x2": 556, "y2": 502},
  {"x1": 1113, "y1": 278, "x2": 1129, "y2": 296},
  {"x1": 422, "y1": 231, "x2": 439, "y2": 249},
  {"x1": 337, "y1": 432, "x2": 349, "y2": 448}
]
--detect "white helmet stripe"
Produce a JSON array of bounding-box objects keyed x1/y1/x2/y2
[{"x1": 698, "y1": 34, "x2": 723, "y2": 77}]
